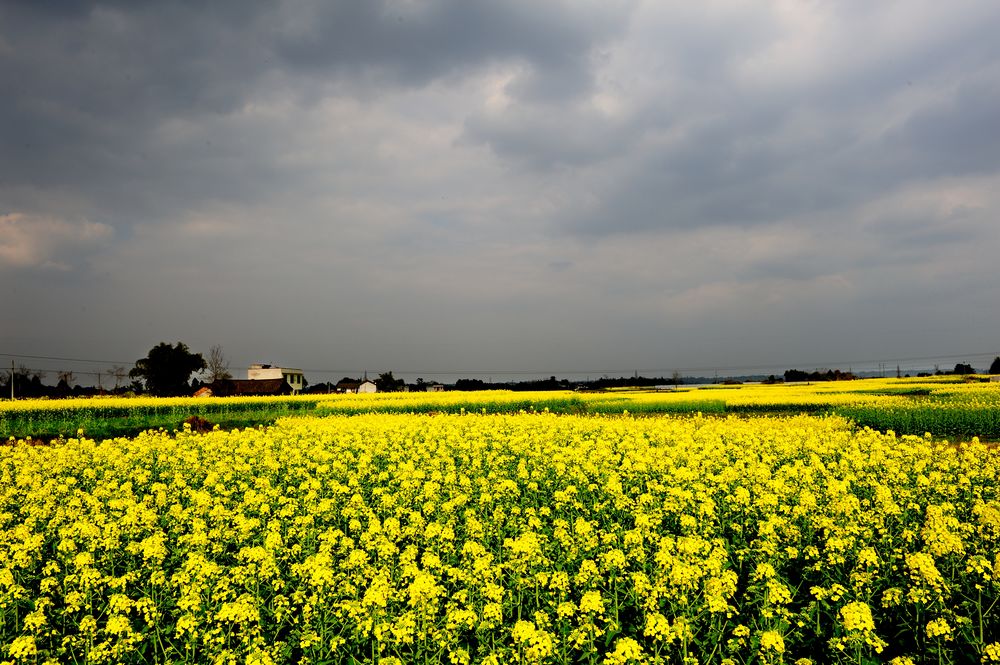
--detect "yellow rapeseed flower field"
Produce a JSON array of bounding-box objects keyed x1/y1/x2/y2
[{"x1": 2, "y1": 404, "x2": 999, "y2": 663}]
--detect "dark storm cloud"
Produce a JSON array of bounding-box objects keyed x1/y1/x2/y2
[
  {"x1": 457, "y1": 2, "x2": 1000, "y2": 244},
  {"x1": 4, "y1": 0, "x2": 1000, "y2": 375},
  {"x1": 554, "y1": 66, "x2": 1000, "y2": 238},
  {"x1": 0, "y1": 1, "x2": 274, "y2": 214},
  {"x1": 0, "y1": 0, "x2": 629, "y2": 217},
  {"x1": 274, "y1": 0, "x2": 628, "y2": 100}
]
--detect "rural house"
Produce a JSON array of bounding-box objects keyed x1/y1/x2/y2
[
  {"x1": 196, "y1": 378, "x2": 292, "y2": 397},
  {"x1": 335, "y1": 379, "x2": 361, "y2": 393},
  {"x1": 248, "y1": 363, "x2": 305, "y2": 394}
]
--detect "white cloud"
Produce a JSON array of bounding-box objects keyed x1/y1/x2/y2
[{"x1": 0, "y1": 213, "x2": 113, "y2": 271}]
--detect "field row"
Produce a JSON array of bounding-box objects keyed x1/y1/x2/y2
[{"x1": 4, "y1": 378, "x2": 1000, "y2": 441}]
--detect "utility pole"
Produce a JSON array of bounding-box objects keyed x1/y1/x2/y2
[{"x1": 10, "y1": 360, "x2": 14, "y2": 400}]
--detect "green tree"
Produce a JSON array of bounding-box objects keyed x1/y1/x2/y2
[
  {"x1": 990, "y1": 356, "x2": 1000, "y2": 375},
  {"x1": 130, "y1": 342, "x2": 206, "y2": 396},
  {"x1": 376, "y1": 371, "x2": 404, "y2": 392}
]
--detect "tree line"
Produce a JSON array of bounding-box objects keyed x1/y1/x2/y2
[
  {"x1": 2, "y1": 342, "x2": 231, "y2": 398},
  {"x1": 5, "y1": 345, "x2": 1000, "y2": 398}
]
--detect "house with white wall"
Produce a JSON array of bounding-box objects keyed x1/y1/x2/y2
[{"x1": 248, "y1": 363, "x2": 305, "y2": 394}]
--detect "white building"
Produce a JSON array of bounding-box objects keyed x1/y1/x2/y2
[
  {"x1": 358, "y1": 379, "x2": 377, "y2": 393},
  {"x1": 248, "y1": 363, "x2": 305, "y2": 394}
]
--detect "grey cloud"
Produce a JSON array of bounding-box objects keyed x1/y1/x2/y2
[
  {"x1": 557, "y1": 73, "x2": 1000, "y2": 238},
  {"x1": 0, "y1": 0, "x2": 633, "y2": 236},
  {"x1": 461, "y1": 2, "x2": 1000, "y2": 240},
  {"x1": 887, "y1": 75, "x2": 1000, "y2": 179},
  {"x1": 274, "y1": 0, "x2": 630, "y2": 97},
  {"x1": 0, "y1": 1, "x2": 275, "y2": 208},
  {"x1": 5, "y1": 1, "x2": 1000, "y2": 376},
  {"x1": 463, "y1": 106, "x2": 637, "y2": 169}
]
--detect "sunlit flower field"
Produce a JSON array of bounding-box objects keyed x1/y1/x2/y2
[{"x1": 2, "y1": 408, "x2": 999, "y2": 664}]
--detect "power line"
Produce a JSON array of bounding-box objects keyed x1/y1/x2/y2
[
  {"x1": 0, "y1": 352, "x2": 135, "y2": 366},
  {"x1": 6, "y1": 367, "x2": 110, "y2": 377}
]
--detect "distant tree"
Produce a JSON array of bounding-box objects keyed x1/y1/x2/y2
[
  {"x1": 455, "y1": 378, "x2": 486, "y2": 391},
  {"x1": 58, "y1": 370, "x2": 75, "y2": 387},
  {"x1": 304, "y1": 381, "x2": 334, "y2": 394},
  {"x1": 953, "y1": 362, "x2": 976, "y2": 375},
  {"x1": 130, "y1": 342, "x2": 206, "y2": 396},
  {"x1": 672, "y1": 370, "x2": 682, "y2": 389},
  {"x1": 206, "y1": 345, "x2": 233, "y2": 382},
  {"x1": 3, "y1": 365, "x2": 47, "y2": 398},
  {"x1": 784, "y1": 369, "x2": 808, "y2": 382},
  {"x1": 376, "y1": 371, "x2": 404, "y2": 392},
  {"x1": 990, "y1": 357, "x2": 1000, "y2": 375}
]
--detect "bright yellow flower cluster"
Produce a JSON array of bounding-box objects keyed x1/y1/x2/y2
[{"x1": 0, "y1": 410, "x2": 998, "y2": 664}]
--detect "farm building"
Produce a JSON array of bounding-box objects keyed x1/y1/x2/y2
[
  {"x1": 196, "y1": 378, "x2": 292, "y2": 397},
  {"x1": 335, "y1": 378, "x2": 378, "y2": 393},
  {"x1": 248, "y1": 363, "x2": 305, "y2": 394}
]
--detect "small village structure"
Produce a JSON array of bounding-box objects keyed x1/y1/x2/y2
[
  {"x1": 247, "y1": 364, "x2": 305, "y2": 393},
  {"x1": 194, "y1": 378, "x2": 292, "y2": 397},
  {"x1": 334, "y1": 374, "x2": 378, "y2": 394},
  {"x1": 195, "y1": 363, "x2": 305, "y2": 397}
]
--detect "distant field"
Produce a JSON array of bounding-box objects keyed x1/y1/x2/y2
[
  {"x1": 0, "y1": 395, "x2": 324, "y2": 442},
  {"x1": 4, "y1": 376, "x2": 999, "y2": 441}
]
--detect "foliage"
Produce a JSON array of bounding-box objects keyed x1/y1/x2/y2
[
  {"x1": 376, "y1": 371, "x2": 405, "y2": 393},
  {"x1": 130, "y1": 342, "x2": 207, "y2": 396}
]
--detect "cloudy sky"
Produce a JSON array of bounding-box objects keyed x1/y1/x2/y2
[{"x1": 3, "y1": 0, "x2": 1000, "y2": 383}]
